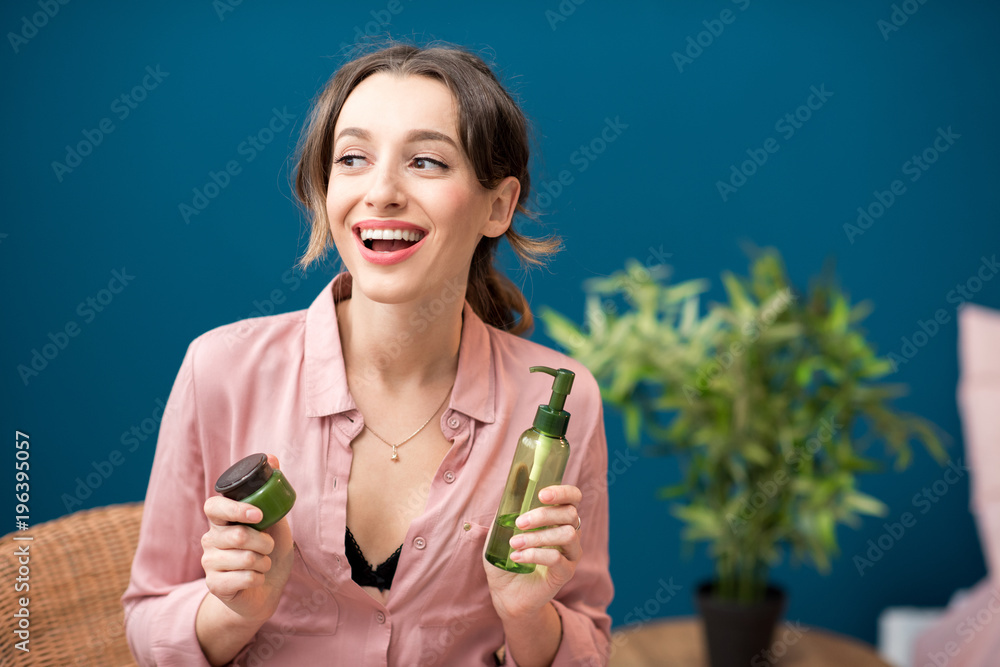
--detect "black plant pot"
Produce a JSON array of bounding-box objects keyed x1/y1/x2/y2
[{"x1": 695, "y1": 581, "x2": 787, "y2": 667}]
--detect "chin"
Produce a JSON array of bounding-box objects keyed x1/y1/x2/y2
[{"x1": 347, "y1": 269, "x2": 423, "y2": 305}]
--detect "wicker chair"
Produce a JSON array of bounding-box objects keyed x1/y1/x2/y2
[{"x1": 0, "y1": 502, "x2": 144, "y2": 666}]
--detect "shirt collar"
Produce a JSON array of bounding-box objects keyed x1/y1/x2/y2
[{"x1": 303, "y1": 272, "x2": 496, "y2": 425}]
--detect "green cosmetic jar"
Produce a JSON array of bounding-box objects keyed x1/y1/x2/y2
[{"x1": 214, "y1": 453, "x2": 296, "y2": 530}]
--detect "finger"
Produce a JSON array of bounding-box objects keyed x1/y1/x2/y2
[
  {"x1": 206, "y1": 569, "x2": 266, "y2": 600},
  {"x1": 509, "y1": 544, "x2": 581, "y2": 573},
  {"x1": 267, "y1": 453, "x2": 280, "y2": 470},
  {"x1": 516, "y1": 504, "x2": 579, "y2": 531},
  {"x1": 204, "y1": 495, "x2": 263, "y2": 526},
  {"x1": 537, "y1": 484, "x2": 582, "y2": 507},
  {"x1": 202, "y1": 545, "x2": 274, "y2": 576},
  {"x1": 509, "y1": 524, "x2": 579, "y2": 552},
  {"x1": 204, "y1": 523, "x2": 275, "y2": 555}
]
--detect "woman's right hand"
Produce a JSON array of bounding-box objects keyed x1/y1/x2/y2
[{"x1": 200, "y1": 455, "x2": 295, "y2": 625}]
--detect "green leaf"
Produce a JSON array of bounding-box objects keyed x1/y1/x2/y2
[
  {"x1": 795, "y1": 361, "x2": 813, "y2": 387},
  {"x1": 743, "y1": 442, "x2": 773, "y2": 466},
  {"x1": 539, "y1": 307, "x2": 585, "y2": 351},
  {"x1": 722, "y1": 272, "x2": 753, "y2": 315},
  {"x1": 658, "y1": 483, "x2": 689, "y2": 500},
  {"x1": 844, "y1": 491, "x2": 887, "y2": 517},
  {"x1": 849, "y1": 299, "x2": 874, "y2": 323},
  {"x1": 829, "y1": 294, "x2": 849, "y2": 334},
  {"x1": 861, "y1": 358, "x2": 894, "y2": 379},
  {"x1": 623, "y1": 403, "x2": 642, "y2": 446}
]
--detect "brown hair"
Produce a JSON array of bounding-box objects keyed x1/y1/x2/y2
[{"x1": 293, "y1": 40, "x2": 560, "y2": 336}]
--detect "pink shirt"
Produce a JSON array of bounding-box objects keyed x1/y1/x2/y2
[{"x1": 121, "y1": 273, "x2": 613, "y2": 666}]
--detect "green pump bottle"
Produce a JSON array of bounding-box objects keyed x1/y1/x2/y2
[{"x1": 485, "y1": 366, "x2": 576, "y2": 573}]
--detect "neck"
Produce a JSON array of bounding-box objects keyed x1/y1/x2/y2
[{"x1": 337, "y1": 276, "x2": 466, "y2": 391}]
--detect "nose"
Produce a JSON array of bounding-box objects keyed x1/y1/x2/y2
[{"x1": 363, "y1": 161, "x2": 405, "y2": 211}]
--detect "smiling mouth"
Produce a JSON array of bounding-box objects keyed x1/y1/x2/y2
[{"x1": 358, "y1": 228, "x2": 426, "y2": 252}]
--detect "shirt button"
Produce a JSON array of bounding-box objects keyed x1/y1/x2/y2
[
  {"x1": 463, "y1": 522, "x2": 471, "y2": 531},
  {"x1": 414, "y1": 536, "x2": 426, "y2": 550},
  {"x1": 448, "y1": 416, "x2": 460, "y2": 428},
  {"x1": 376, "y1": 611, "x2": 385, "y2": 624},
  {"x1": 443, "y1": 470, "x2": 456, "y2": 483}
]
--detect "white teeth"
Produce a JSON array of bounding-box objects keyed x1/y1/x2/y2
[{"x1": 359, "y1": 228, "x2": 425, "y2": 242}]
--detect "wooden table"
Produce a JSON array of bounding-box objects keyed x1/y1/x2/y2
[{"x1": 609, "y1": 618, "x2": 892, "y2": 666}]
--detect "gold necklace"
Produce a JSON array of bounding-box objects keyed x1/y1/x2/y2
[{"x1": 363, "y1": 383, "x2": 454, "y2": 462}]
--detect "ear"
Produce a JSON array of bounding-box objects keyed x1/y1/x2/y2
[{"x1": 481, "y1": 176, "x2": 521, "y2": 238}]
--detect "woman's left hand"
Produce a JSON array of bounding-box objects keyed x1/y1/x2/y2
[{"x1": 483, "y1": 484, "x2": 583, "y2": 621}]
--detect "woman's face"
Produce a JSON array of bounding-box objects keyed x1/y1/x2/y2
[{"x1": 326, "y1": 72, "x2": 518, "y2": 306}]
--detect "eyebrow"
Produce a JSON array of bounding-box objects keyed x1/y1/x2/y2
[{"x1": 335, "y1": 127, "x2": 459, "y2": 149}]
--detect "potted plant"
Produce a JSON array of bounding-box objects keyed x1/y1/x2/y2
[{"x1": 540, "y1": 248, "x2": 946, "y2": 667}]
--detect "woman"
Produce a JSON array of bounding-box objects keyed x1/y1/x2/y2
[{"x1": 122, "y1": 41, "x2": 613, "y2": 666}]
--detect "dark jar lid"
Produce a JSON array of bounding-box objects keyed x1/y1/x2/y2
[{"x1": 215, "y1": 453, "x2": 273, "y2": 501}]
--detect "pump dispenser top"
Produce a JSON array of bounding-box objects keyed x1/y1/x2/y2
[{"x1": 529, "y1": 366, "x2": 575, "y2": 438}]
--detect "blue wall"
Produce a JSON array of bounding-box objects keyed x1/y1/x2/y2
[{"x1": 4, "y1": 0, "x2": 998, "y2": 647}]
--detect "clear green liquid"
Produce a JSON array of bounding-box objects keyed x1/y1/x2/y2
[{"x1": 485, "y1": 512, "x2": 535, "y2": 574}]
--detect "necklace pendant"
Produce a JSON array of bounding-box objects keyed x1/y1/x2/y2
[{"x1": 391, "y1": 445, "x2": 399, "y2": 462}]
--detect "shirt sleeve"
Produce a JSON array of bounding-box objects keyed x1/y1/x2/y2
[
  {"x1": 504, "y1": 375, "x2": 614, "y2": 666},
  {"x1": 120, "y1": 338, "x2": 234, "y2": 666}
]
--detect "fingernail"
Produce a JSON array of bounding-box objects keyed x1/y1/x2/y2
[
  {"x1": 516, "y1": 516, "x2": 529, "y2": 529},
  {"x1": 510, "y1": 550, "x2": 521, "y2": 561},
  {"x1": 510, "y1": 536, "x2": 525, "y2": 549},
  {"x1": 246, "y1": 508, "x2": 258, "y2": 521}
]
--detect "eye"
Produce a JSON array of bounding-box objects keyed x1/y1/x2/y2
[
  {"x1": 334, "y1": 153, "x2": 368, "y2": 168},
  {"x1": 412, "y1": 156, "x2": 448, "y2": 171}
]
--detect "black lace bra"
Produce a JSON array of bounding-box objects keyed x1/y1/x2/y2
[{"x1": 345, "y1": 526, "x2": 402, "y2": 592}]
